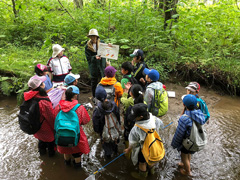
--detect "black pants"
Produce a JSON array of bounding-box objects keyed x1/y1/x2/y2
[
  {"x1": 91, "y1": 75, "x2": 102, "y2": 97},
  {"x1": 38, "y1": 140, "x2": 55, "y2": 153}
]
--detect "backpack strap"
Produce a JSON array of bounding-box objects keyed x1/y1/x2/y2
[
  {"x1": 123, "y1": 74, "x2": 131, "y2": 82},
  {"x1": 182, "y1": 114, "x2": 194, "y2": 137},
  {"x1": 71, "y1": 104, "x2": 81, "y2": 112},
  {"x1": 32, "y1": 97, "x2": 51, "y2": 126},
  {"x1": 135, "y1": 124, "x2": 154, "y2": 133},
  {"x1": 106, "y1": 115, "x2": 112, "y2": 139},
  {"x1": 33, "y1": 97, "x2": 51, "y2": 102},
  {"x1": 183, "y1": 114, "x2": 194, "y2": 122},
  {"x1": 110, "y1": 113, "x2": 120, "y2": 133}
]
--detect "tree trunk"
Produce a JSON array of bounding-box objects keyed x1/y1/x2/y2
[
  {"x1": 73, "y1": 0, "x2": 83, "y2": 9},
  {"x1": 142, "y1": 0, "x2": 147, "y2": 14},
  {"x1": 154, "y1": 0, "x2": 158, "y2": 10},
  {"x1": 11, "y1": 0, "x2": 18, "y2": 19},
  {"x1": 163, "y1": 0, "x2": 178, "y2": 30},
  {"x1": 97, "y1": 0, "x2": 106, "y2": 8},
  {"x1": 159, "y1": 0, "x2": 164, "y2": 11},
  {"x1": 108, "y1": 0, "x2": 111, "y2": 38}
]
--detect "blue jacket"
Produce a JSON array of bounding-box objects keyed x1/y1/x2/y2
[
  {"x1": 92, "y1": 100, "x2": 120, "y2": 135},
  {"x1": 171, "y1": 109, "x2": 205, "y2": 151}
]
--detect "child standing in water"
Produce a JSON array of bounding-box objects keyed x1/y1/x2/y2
[
  {"x1": 130, "y1": 49, "x2": 148, "y2": 90},
  {"x1": 92, "y1": 86, "x2": 120, "y2": 158},
  {"x1": 24, "y1": 77, "x2": 55, "y2": 156},
  {"x1": 183, "y1": 82, "x2": 210, "y2": 122},
  {"x1": 54, "y1": 86, "x2": 90, "y2": 168},
  {"x1": 124, "y1": 103, "x2": 164, "y2": 178},
  {"x1": 34, "y1": 64, "x2": 53, "y2": 93},
  {"x1": 121, "y1": 84, "x2": 144, "y2": 159},
  {"x1": 143, "y1": 68, "x2": 168, "y2": 117},
  {"x1": 171, "y1": 94, "x2": 205, "y2": 175},
  {"x1": 99, "y1": 66, "x2": 123, "y2": 107},
  {"x1": 47, "y1": 44, "x2": 72, "y2": 86}
]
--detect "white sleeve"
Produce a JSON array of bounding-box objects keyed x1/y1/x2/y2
[
  {"x1": 155, "y1": 116, "x2": 164, "y2": 131},
  {"x1": 128, "y1": 127, "x2": 140, "y2": 148}
]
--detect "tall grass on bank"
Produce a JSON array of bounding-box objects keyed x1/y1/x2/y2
[{"x1": 0, "y1": 0, "x2": 240, "y2": 95}]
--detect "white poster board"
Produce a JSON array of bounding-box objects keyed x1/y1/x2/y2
[
  {"x1": 97, "y1": 43, "x2": 119, "y2": 60},
  {"x1": 167, "y1": 91, "x2": 176, "y2": 98}
]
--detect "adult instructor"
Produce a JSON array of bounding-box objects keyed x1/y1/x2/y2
[{"x1": 85, "y1": 29, "x2": 107, "y2": 98}]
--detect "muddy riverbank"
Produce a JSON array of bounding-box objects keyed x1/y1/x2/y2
[{"x1": 0, "y1": 83, "x2": 239, "y2": 180}]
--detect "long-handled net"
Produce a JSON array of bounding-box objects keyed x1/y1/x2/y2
[{"x1": 85, "y1": 152, "x2": 125, "y2": 180}]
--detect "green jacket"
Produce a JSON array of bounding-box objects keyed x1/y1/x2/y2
[
  {"x1": 120, "y1": 92, "x2": 134, "y2": 111},
  {"x1": 85, "y1": 39, "x2": 106, "y2": 78}
]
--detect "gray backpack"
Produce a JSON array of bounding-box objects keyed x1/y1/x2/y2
[
  {"x1": 102, "y1": 113, "x2": 121, "y2": 143},
  {"x1": 182, "y1": 115, "x2": 207, "y2": 152},
  {"x1": 98, "y1": 82, "x2": 117, "y2": 102}
]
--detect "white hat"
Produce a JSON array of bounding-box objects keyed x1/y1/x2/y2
[
  {"x1": 52, "y1": 44, "x2": 65, "y2": 58},
  {"x1": 185, "y1": 83, "x2": 198, "y2": 92},
  {"x1": 28, "y1": 77, "x2": 42, "y2": 90},
  {"x1": 32, "y1": 75, "x2": 47, "y2": 82},
  {"x1": 87, "y1": 29, "x2": 99, "y2": 37}
]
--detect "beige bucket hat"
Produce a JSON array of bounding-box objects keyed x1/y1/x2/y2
[
  {"x1": 52, "y1": 44, "x2": 65, "y2": 58},
  {"x1": 87, "y1": 29, "x2": 99, "y2": 37}
]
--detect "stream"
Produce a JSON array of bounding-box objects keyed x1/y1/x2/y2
[{"x1": 0, "y1": 83, "x2": 239, "y2": 180}]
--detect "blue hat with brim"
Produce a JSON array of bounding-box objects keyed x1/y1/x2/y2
[
  {"x1": 183, "y1": 94, "x2": 197, "y2": 109},
  {"x1": 64, "y1": 73, "x2": 80, "y2": 85},
  {"x1": 67, "y1": 85, "x2": 80, "y2": 94},
  {"x1": 143, "y1": 68, "x2": 159, "y2": 81}
]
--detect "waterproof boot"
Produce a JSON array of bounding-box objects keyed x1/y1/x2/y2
[
  {"x1": 148, "y1": 166, "x2": 155, "y2": 175},
  {"x1": 38, "y1": 148, "x2": 47, "y2": 156},
  {"x1": 48, "y1": 150, "x2": 55, "y2": 157},
  {"x1": 73, "y1": 160, "x2": 81, "y2": 169},
  {"x1": 64, "y1": 159, "x2": 71, "y2": 166},
  {"x1": 131, "y1": 170, "x2": 148, "y2": 179}
]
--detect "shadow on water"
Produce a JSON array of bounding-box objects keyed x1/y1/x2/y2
[{"x1": 0, "y1": 83, "x2": 240, "y2": 180}]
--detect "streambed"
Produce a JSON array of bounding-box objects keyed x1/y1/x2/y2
[{"x1": 0, "y1": 83, "x2": 239, "y2": 180}]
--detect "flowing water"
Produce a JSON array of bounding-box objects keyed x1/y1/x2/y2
[{"x1": 0, "y1": 83, "x2": 240, "y2": 180}]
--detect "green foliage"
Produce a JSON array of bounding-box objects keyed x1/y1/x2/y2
[
  {"x1": 0, "y1": 76, "x2": 26, "y2": 96},
  {"x1": 0, "y1": 0, "x2": 240, "y2": 95}
]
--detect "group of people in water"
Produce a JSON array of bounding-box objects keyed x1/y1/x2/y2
[{"x1": 21, "y1": 29, "x2": 210, "y2": 178}]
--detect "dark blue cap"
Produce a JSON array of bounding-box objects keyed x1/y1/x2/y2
[
  {"x1": 95, "y1": 86, "x2": 107, "y2": 101},
  {"x1": 183, "y1": 94, "x2": 197, "y2": 109}
]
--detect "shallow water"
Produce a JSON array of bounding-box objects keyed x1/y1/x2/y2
[{"x1": 0, "y1": 84, "x2": 240, "y2": 180}]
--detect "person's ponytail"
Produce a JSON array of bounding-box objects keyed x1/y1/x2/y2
[
  {"x1": 134, "y1": 93, "x2": 143, "y2": 104},
  {"x1": 65, "y1": 87, "x2": 75, "y2": 101},
  {"x1": 33, "y1": 84, "x2": 47, "y2": 96},
  {"x1": 130, "y1": 84, "x2": 144, "y2": 104}
]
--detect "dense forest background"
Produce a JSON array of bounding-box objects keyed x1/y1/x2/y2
[{"x1": 0, "y1": 0, "x2": 240, "y2": 99}]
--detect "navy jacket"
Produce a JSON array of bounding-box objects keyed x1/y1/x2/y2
[
  {"x1": 92, "y1": 100, "x2": 120, "y2": 135},
  {"x1": 171, "y1": 109, "x2": 205, "y2": 151}
]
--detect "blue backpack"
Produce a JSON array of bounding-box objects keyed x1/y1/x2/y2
[
  {"x1": 197, "y1": 98, "x2": 210, "y2": 122},
  {"x1": 54, "y1": 104, "x2": 80, "y2": 147}
]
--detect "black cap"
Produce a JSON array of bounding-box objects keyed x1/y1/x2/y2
[
  {"x1": 130, "y1": 49, "x2": 144, "y2": 58},
  {"x1": 128, "y1": 103, "x2": 149, "y2": 120}
]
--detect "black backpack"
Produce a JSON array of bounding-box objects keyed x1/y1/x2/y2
[
  {"x1": 18, "y1": 98, "x2": 50, "y2": 135},
  {"x1": 123, "y1": 74, "x2": 139, "y2": 85}
]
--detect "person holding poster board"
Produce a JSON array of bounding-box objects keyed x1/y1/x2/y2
[
  {"x1": 85, "y1": 29, "x2": 107, "y2": 98},
  {"x1": 97, "y1": 42, "x2": 119, "y2": 60}
]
